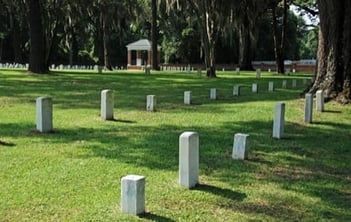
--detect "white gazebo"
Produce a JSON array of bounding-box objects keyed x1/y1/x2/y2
[{"x1": 126, "y1": 39, "x2": 161, "y2": 69}]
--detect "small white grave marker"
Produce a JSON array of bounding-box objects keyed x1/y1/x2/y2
[
  {"x1": 121, "y1": 175, "x2": 145, "y2": 215},
  {"x1": 268, "y1": 81, "x2": 274, "y2": 92},
  {"x1": 252, "y1": 83, "x2": 258, "y2": 93},
  {"x1": 256, "y1": 69, "x2": 261, "y2": 78},
  {"x1": 184, "y1": 91, "x2": 192, "y2": 105},
  {"x1": 36, "y1": 97, "x2": 53, "y2": 133},
  {"x1": 179, "y1": 132, "x2": 199, "y2": 188},
  {"x1": 292, "y1": 79, "x2": 297, "y2": 88},
  {"x1": 233, "y1": 85, "x2": 240, "y2": 96},
  {"x1": 146, "y1": 95, "x2": 156, "y2": 111},
  {"x1": 273, "y1": 102, "x2": 285, "y2": 139},
  {"x1": 316, "y1": 90, "x2": 324, "y2": 112},
  {"x1": 236, "y1": 67, "x2": 240, "y2": 75},
  {"x1": 304, "y1": 93, "x2": 313, "y2": 123},
  {"x1": 197, "y1": 69, "x2": 202, "y2": 77},
  {"x1": 282, "y1": 80, "x2": 287, "y2": 89},
  {"x1": 101, "y1": 89, "x2": 114, "y2": 120},
  {"x1": 232, "y1": 133, "x2": 249, "y2": 160},
  {"x1": 210, "y1": 88, "x2": 217, "y2": 100}
]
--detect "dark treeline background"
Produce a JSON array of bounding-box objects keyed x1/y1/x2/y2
[{"x1": 0, "y1": 0, "x2": 317, "y2": 68}]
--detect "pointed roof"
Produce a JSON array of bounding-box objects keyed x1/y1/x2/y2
[{"x1": 126, "y1": 39, "x2": 161, "y2": 51}]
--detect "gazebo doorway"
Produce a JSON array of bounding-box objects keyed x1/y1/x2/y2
[{"x1": 126, "y1": 39, "x2": 160, "y2": 70}]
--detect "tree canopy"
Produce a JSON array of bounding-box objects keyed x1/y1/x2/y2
[{"x1": 0, "y1": 0, "x2": 317, "y2": 74}]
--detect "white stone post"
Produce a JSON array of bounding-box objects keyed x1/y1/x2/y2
[
  {"x1": 101, "y1": 89, "x2": 114, "y2": 120},
  {"x1": 273, "y1": 102, "x2": 285, "y2": 139},
  {"x1": 145, "y1": 67, "x2": 151, "y2": 75},
  {"x1": 252, "y1": 83, "x2": 258, "y2": 93},
  {"x1": 282, "y1": 80, "x2": 287, "y2": 89},
  {"x1": 233, "y1": 85, "x2": 240, "y2": 96},
  {"x1": 210, "y1": 88, "x2": 217, "y2": 100},
  {"x1": 232, "y1": 133, "x2": 249, "y2": 160},
  {"x1": 303, "y1": 79, "x2": 308, "y2": 85},
  {"x1": 36, "y1": 97, "x2": 53, "y2": 133},
  {"x1": 146, "y1": 95, "x2": 156, "y2": 111},
  {"x1": 268, "y1": 68, "x2": 271, "y2": 72},
  {"x1": 197, "y1": 69, "x2": 202, "y2": 77},
  {"x1": 184, "y1": 91, "x2": 192, "y2": 105},
  {"x1": 121, "y1": 175, "x2": 145, "y2": 215},
  {"x1": 179, "y1": 132, "x2": 199, "y2": 188},
  {"x1": 316, "y1": 90, "x2": 324, "y2": 112},
  {"x1": 268, "y1": 81, "x2": 274, "y2": 92},
  {"x1": 236, "y1": 67, "x2": 240, "y2": 75},
  {"x1": 304, "y1": 93, "x2": 313, "y2": 123},
  {"x1": 256, "y1": 69, "x2": 261, "y2": 78}
]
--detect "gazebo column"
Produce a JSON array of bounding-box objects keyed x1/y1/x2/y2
[
  {"x1": 136, "y1": 51, "x2": 142, "y2": 66},
  {"x1": 127, "y1": 50, "x2": 132, "y2": 67}
]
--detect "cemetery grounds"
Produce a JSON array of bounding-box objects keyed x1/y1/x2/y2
[{"x1": 0, "y1": 68, "x2": 350, "y2": 221}]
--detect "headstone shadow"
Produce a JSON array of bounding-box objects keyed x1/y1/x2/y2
[
  {"x1": 192, "y1": 183, "x2": 246, "y2": 201},
  {"x1": 139, "y1": 212, "x2": 175, "y2": 222},
  {"x1": 0, "y1": 140, "x2": 15, "y2": 146}
]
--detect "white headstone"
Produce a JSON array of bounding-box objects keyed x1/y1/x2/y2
[
  {"x1": 179, "y1": 132, "x2": 199, "y2": 188},
  {"x1": 233, "y1": 85, "x2": 240, "y2": 96},
  {"x1": 282, "y1": 80, "x2": 287, "y2": 89},
  {"x1": 252, "y1": 83, "x2": 258, "y2": 93},
  {"x1": 273, "y1": 102, "x2": 285, "y2": 139},
  {"x1": 304, "y1": 93, "x2": 313, "y2": 123},
  {"x1": 197, "y1": 69, "x2": 202, "y2": 77},
  {"x1": 121, "y1": 175, "x2": 145, "y2": 215},
  {"x1": 268, "y1": 81, "x2": 274, "y2": 92},
  {"x1": 145, "y1": 67, "x2": 151, "y2": 75},
  {"x1": 36, "y1": 97, "x2": 53, "y2": 133},
  {"x1": 236, "y1": 67, "x2": 240, "y2": 75},
  {"x1": 232, "y1": 133, "x2": 249, "y2": 160},
  {"x1": 184, "y1": 91, "x2": 192, "y2": 105},
  {"x1": 256, "y1": 69, "x2": 261, "y2": 78},
  {"x1": 98, "y1": 66, "x2": 103, "y2": 74},
  {"x1": 101, "y1": 89, "x2": 114, "y2": 120},
  {"x1": 303, "y1": 78, "x2": 308, "y2": 85},
  {"x1": 316, "y1": 90, "x2": 324, "y2": 112},
  {"x1": 210, "y1": 88, "x2": 217, "y2": 100},
  {"x1": 292, "y1": 79, "x2": 297, "y2": 88},
  {"x1": 146, "y1": 95, "x2": 156, "y2": 111}
]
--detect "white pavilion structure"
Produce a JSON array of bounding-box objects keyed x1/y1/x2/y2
[{"x1": 126, "y1": 39, "x2": 161, "y2": 69}]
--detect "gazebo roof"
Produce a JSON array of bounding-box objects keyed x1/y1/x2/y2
[{"x1": 126, "y1": 39, "x2": 161, "y2": 51}]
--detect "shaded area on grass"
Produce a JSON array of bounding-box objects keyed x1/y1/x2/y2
[
  {"x1": 139, "y1": 212, "x2": 175, "y2": 222},
  {"x1": 192, "y1": 183, "x2": 247, "y2": 201}
]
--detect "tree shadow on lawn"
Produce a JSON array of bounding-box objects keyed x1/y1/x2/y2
[
  {"x1": 1, "y1": 70, "x2": 310, "y2": 111},
  {"x1": 2, "y1": 116, "x2": 350, "y2": 219}
]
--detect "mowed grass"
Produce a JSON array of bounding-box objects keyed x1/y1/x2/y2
[{"x1": 0, "y1": 69, "x2": 350, "y2": 221}]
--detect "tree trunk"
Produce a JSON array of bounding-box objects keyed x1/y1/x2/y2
[
  {"x1": 340, "y1": 0, "x2": 351, "y2": 102},
  {"x1": 0, "y1": 38, "x2": 3, "y2": 62},
  {"x1": 238, "y1": 20, "x2": 253, "y2": 70},
  {"x1": 271, "y1": 1, "x2": 287, "y2": 74},
  {"x1": 151, "y1": 0, "x2": 159, "y2": 70},
  {"x1": 310, "y1": 0, "x2": 351, "y2": 103},
  {"x1": 102, "y1": 12, "x2": 112, "y2": 70},
  {"x1": 9, "y1": 13, "x2": 23, "y2": 64},
  {"x1": 27, "y1": 0, "x2": 48, "y2": 73}
]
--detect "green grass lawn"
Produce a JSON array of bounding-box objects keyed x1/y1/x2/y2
[{"x1": 0, "y1": 69, "x2": 350, "y2": 221}]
